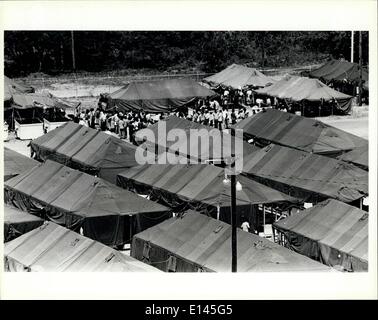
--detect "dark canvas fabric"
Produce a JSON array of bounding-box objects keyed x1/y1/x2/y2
[
  {"x1": 136, "y1": 115, "x2": 260, "y2": 163},
  {"x1": 4, "y1": 76, "x2": 34, "y2": 102},
  {"x1": 30, "y1": 122, "x2": 148, "y2": 184},
  {"x1": 4, "y1": 160, "x2": 172, "y2": 246},
  {"x1": 203, "y1": 64, "x2": 275, "y2": 89},
  {"x1": 255, "y1": 75, "x2": 353, "y2": 113},
  {"x1": 4, "y1": 205, "x2": 44, "y2": 242},
  {"x1": 117, "y1": 164, "x2": 298, "y2": 226},
  {"x1": 4, "y1": 147, "x2": 40, "y2": 181},
  {"x1": 336, "y1": 145, "x2": 369, "y2": 170},
  {"x1": 274, "y1": 199, "x2": 368, "y2": 271},
  {"x1": 242, "y1": 144, "x2": 368, "y2": 203},
  {"x1": 4, "y1": 222, "x2": 160, "y2": 272},
  {"x1": 109, "y1": 78, "x2": 216, "y2": 113},
  {"x1": 234, "y1": 109, "x2": 368, "y2": 168},
  {"x1": 309, "y1": 60, "x2": 368, "y2": 84},
  {"x1": 131, "y1": 211, "x2": 331, "y2": 272}
]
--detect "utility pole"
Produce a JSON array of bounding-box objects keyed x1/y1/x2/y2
[
  {"x1": 351, "y1": 31, "x2": 354, "y2": 63},
  {"x1": 71, "y1": 31, "x2": 76, "y2": 71},
  {"x1": 230, "y1": 153, "x2": 237, "y2": 273},
  {"x1": 358, "y1": 31, "x2": 363, "y2": 106}
]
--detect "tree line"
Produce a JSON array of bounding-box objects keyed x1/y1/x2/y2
[{"x1": 4, "y1": 31, "x2": 369, "y2": 77}]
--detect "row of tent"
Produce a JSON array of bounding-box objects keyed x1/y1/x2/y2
[
  {"x1": 5, "y1": 59, "x2": 368, "y2": 116},
  {"x1": 136, "y1": 116, "x2": 368, "y2": 204},
  {"x1": 28, "y1": 118, "x2": 368, "y2": 205},
  {"x1": 234, "y1": 108, "x2": 368, "y2": 169},
  {"x1": 4, "y1": 131, "x2": 368, "y2": 272},
  {"x1": 5, "y1": 196, "x2": 366, "y2": 272},
  {"x1": 4, "y1": 151, "x2": 334, "y2": 272},
  {"x1": 132, "y1": 199, "x2": 368, "y2": 272}
]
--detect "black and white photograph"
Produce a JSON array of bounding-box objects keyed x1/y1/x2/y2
[{"x1": 0, "y1": 0, "x2": 376, "y2": 302}]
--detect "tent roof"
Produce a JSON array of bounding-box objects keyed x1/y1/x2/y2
[
  {"x1": 234, "y1": 109, "x2": 368, "y2": 162},
  {"x1": 337, "y1": 145, "x2": 369, "y2": 169},
  {"x1": 10, "y1": 92, "x2": 77, "y2": 110},
  {"x1": 274, "y1": 199, "x2": 368, "y2": 264},
  {"x1": 255, "y1": 75, "x2": 352, "y2": 102},
  {"x1": 4, "y1": 76, "x2": 34, "y2": 102},
  {"x1": 31, "y1": 122, "x2": 147, "y2": 171},
  {"x1": 4, "y1": 205, "x2": 44, "y2": 242},
  {"x1": 5, "y1": 222, "x2": 159, "y2": 272},
  {"x1": 4, "y1": 205, "x2": 44, "y2": 226},
  {"x1": 4, "y1": 147, "x2": 40, "y2": 181},
  {"x1": 137, "y1": 115, "x2": 260, "y2": 163},
  {"x1": 242, "y1": 144, "x2": 368, "y2": 203},
  {"x1": 118, "y1": 164, "x2": 296, "y2": 208},
  {"x1": 109, "y1": 78, "x2": 215, "y2": 113},
  {"x1": 134, "y1": 211, "x2": 331, "y2": 272},
  {"x1": 203, "y1": 64, "x2": 275, "y2": 89},
  {"x1": 4, "y1": 160, "x2": 170, "y2": 219},
  {"x1": 308, "y1": 60, "x2": 368, "y2": 83}
]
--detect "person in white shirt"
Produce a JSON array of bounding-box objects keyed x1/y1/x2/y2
[{"x1": 240, "y1": 216, "x2": 250, "y2": 232}]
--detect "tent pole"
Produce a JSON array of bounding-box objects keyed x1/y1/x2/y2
[
  {"x1": 263, "y1": 205, "x2": 265, "y2": 226},
  {"x1": 129, "y1": 214, "x2": 133, "y2": 244}
]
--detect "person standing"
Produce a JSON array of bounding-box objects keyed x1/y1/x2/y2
[
  {"x1": 118, "y1": 116, "x2": 125, "y2": 139},
  {"x1": 217, "y1": 110, "x2": 223, "y2": 130}
]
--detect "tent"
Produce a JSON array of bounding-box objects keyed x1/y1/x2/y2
[
  {"x1": 255, "y1": 75, "x2": 353, "y2": 113},
  {"x1": 234, "y1": 108, "x2": 368, "y2": 168},
  {"x1": 30, "y1": 122, "x2": 151, "y2": 184},
  {"x1": 337, "y1": 145, "x2": 369, "y2": 170},
  {"x1": 4, "y1": 147, "x2": 39, "y2": 181},
  {"x1": 117, "y1": 164, "x2": 298, "y2": 227},
  {"x1": 109, "y1": 78, "x2": 216, "y2": 113},
  {"x1": 9, "y1": 92, "x2": 78, "y2": 111},
  {"x1": 242, "y1": 144, "x2": 368, "y2": 204},
  {"x1": 5, "y1": 222, "x2": 160, "y2": 272},
  {"x1": 4, "y1": 205, "x2": 44, "y2": 242},
  {"x1": 4, "y1": 160, "x2": 172, "y2": 247},
  {"x1": 136, "y1": 115, "x2": 260, "y2": 165},
  {"x1": 273, "y1": 199, "x2": 368, "y2": 272},
  {"x1": 308, "y1": 60, "x2": 368, "y2": 84},
  {"x1": 4, "y1": 76, "x2": 34, "y2": 102},
  {"x1": 131, "y1": 211, "x2": 331, "y2": 272},
  {"x1": 203, "y1": 64, "x2": 275, "y2": 89}
]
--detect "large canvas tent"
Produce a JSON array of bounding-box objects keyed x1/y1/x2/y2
[
  {"x1": 273, "y1": 199, "x2": 368, "y2": 272},
  {"x1": 108, "y1": 78, "x2": 216, "y2": 113},
  {"x1": 4, "y1": 205, "x2": 44, "y2": 242},
  {"x1": 4, "y1": 76, "x2": 34, "y2": 102},
  {"x1": 242, "y1": 144, "x2": 368, "y2": 204},
  {"x1": 117, "y1": 164, "x2": 297, "y2": 228},
  {"x1": 308, "y1": 60, "x2": 368, "y2": 84},
  {"x1": 9, "y1": 92, "x2": 78, "y2": 111},
  {"x1": 136, "y1": 115, "x2": 260, "y2": 164},
  {"x1": 255, "y1": 75, "x2": 353, "y2": 113},
  {"x1": 131, "y1": 211, "x2": 331, "y2": 272},
  {"x1": 4, "y1": 160, "x2": 172, "y2": 247},
  {"x1": 203, "y1": 64, "x2": 275, "y2": 89},
  {"x1": 5, "y1": 222, "x2": 160, "y2": 272},
  {"x1": 4, "y1": 147, "x2": 39, "y2": 181},
  {"x1": 30, "y1": 122, "x2": 150, "y2": 184},
  {"x1": 234, "y1": 109, "x2": 368, "y2": 169}
]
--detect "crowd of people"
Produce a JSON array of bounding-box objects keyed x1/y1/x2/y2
[{"x1": 73, "y1": 87, "x2": 291, "y2": 144}]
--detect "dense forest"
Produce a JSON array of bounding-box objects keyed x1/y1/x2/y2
[{"x1": 4, "y1": 31, "x2": 369, "y2": 77}]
